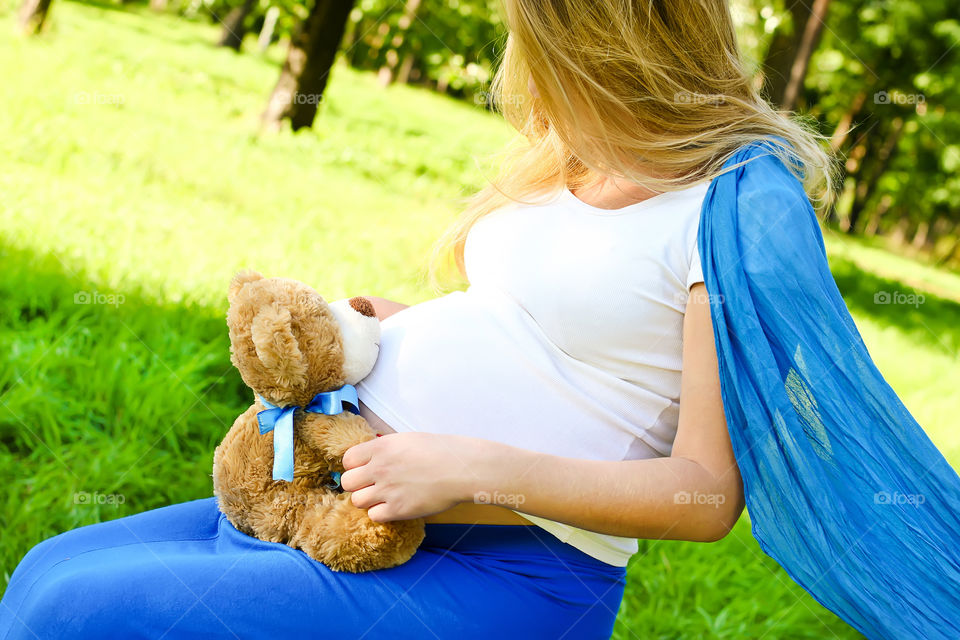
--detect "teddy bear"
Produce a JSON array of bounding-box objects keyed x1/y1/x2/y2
[{"x1": 212, "y1": 270, "x2": 425, "y2": 572}]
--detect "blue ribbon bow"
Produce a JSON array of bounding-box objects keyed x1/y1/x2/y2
[{"x1": 256, "y1": 384, "x2": 359, "y2": 482}]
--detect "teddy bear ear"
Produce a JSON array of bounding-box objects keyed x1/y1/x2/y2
[
  {"x1": 229, "y1": 270, "x2": 264, "y2": 304},
  {"x1": 250, "y1": 304, "x2": 308, "y2": 391}
]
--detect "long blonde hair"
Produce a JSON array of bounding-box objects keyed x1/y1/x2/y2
[{"x1": 425, "y1": 0, "x2": 837, "y2": 291}]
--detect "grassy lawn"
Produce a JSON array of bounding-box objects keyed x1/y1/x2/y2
[{"x1": 1, "y1": 3, "x2": 957, "y2": 638}]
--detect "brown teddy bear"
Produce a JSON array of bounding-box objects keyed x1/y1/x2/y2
[{"x1": 212, "y1": 271, "x2": 425, "y2": 572}]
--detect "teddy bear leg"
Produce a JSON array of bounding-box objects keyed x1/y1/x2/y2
[
  {"x1": 292, "y1": 493, "x2": 425, "y2": 573},
  {"x1": 240, "y1": 485, "x2": 329, "y2": 545},
  {"x1": 298, "y1": 412, "x2": 377, "y2": 466}
]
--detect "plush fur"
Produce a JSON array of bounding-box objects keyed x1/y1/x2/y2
[{"x1": 213, "y1": 271, "x2": 425, "y2": 572}]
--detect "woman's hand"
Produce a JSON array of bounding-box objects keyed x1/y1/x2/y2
[{"x1": 340, "y1": 432, "x2": 485, "y2": 522}]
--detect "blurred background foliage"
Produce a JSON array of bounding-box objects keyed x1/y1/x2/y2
[{"x1": 14, "y1": 0, "x2": 955, "y2": 264}]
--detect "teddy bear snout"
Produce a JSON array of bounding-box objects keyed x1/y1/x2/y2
[
  {"x1": 348, "y1": 296, "x2": 376, "y2": 318},
  {"x1": 328, "y1": 297, "x2": 382, "y2": 385}
]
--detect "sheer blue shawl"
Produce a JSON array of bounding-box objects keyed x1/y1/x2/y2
[{"x1": 697, "y1": 142, "x2": 960, "y2": 639}]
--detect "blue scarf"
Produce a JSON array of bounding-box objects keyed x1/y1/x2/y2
[{"x1": 699, "y1": 141, "x2": 960, "y2": 638}]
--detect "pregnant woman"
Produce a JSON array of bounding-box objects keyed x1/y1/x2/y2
[{"x1": 12, "y1": 1, "x2": 955, "y2": 639}]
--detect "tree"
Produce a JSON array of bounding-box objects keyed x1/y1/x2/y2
[
  {"x1": 257, "y1": 6, "x2": 281, "y2": 51},
  {"x1": 803, "y1": 0, "x2": 960, "y2": 262},
  {"x1": 346, "y1": 0, "x2": 503, "y2": 99},
  {"x1": 218, "y1": 0, "x2": 258, "y2": 51},
  {"x1": 18, "y1": 0, "x2": 53, "y2": 34},
  {"x1": 376, "y1": 0, "x2": 422, "y2": 86},
  {"x1": 845, "y1": 116, "x2": 904, "y2": 234},
  {"x1": 261, "y1": 0, "x2": 356, "y2": 131},
  {"x1": 760, "y1": 0, "x2": 831, "y2": 110}
]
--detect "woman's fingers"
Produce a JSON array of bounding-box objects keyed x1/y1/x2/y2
[
  {"x1": 341, "y1": 437, "x2": 378, "y2": 470},
  {"x1": 339, "y1": 466, "x2": 374, "y2": 492},
  {"x1": 349, "y1": 484, "x2": 384, "y2": 510},
  {"x1": 366, "y1": 502, "x2": 395, "y2": 523}
]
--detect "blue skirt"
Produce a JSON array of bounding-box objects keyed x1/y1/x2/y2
[{"x1": 0, "y1": 498, "x2": 626, "y2": 639}]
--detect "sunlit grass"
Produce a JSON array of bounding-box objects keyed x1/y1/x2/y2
[
  {"x1": 1, "y1": 3, "x2": 957, "y2": 638},
  {"x1": 0, "y1": 0, "x2": 513, "y2": 305}
]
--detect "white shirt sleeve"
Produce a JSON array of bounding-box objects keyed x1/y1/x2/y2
[{"x1": 686, "y1": 226, "x2": 705, "y2": 290}]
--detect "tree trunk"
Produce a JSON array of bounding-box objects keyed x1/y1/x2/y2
[
  {"x1": 841, "y1": 139, "x2": 869, "y2": 232},
  {"x1": 396, "y1": 53, "x2": 415, "y2": 85},
  {"x1": 377, "y1": 0, "x2": 422, "y2": 86},
  {"x1": 344, "y1": 17, "x2": 369, "y2": 66},
  {"x1": 911, "y1": 221, "x2": 930, "y2": 250},
  {"x1": 258, "y1": 6, "x2": 280, "y2": 52},
  {"x1": 261, "y1": 0, "x2": 357, "y2": 132},
  {"x1": 934, "y1": 230, "x2": 960, "y2": 268},
  {"x1": 218, "y1": 0, "x2": 258, "y2": 51},
  {"x1": 18, "y1": 0, "x2": 52, "y2": 34},
  {"x1": 889, "y1": 217, "x2": 910, "y2": 247},
  {"x1": 846, "y1": 117, "x2": 904, "y2": 234},
  {"x1": 830, "y1": 90, "x2": 867, "y2": 152},
  {"x1": 761, "y1": 0, "x2": 831, "y2": 110},
  {"x1": 862, "y1": 194, "x2": 887, "y2": 236},
  {"x1": 781, "y1": 0, "x2": 829, "y2": 110}
]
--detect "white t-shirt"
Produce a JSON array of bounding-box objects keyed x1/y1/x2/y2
[{"x1": 355, "y1": 181, "x2": 709, "y2": 566}]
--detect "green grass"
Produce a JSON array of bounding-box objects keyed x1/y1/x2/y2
[{"x1": 0, "y1": 3, "x2": 957, "y2": 638}]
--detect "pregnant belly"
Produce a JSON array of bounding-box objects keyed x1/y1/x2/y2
[
  {"x1": 355, "y1": 400, "x2": 532, "y2": 525},
  {"x1": 358, "y1": 399, "x2": 397, "y2": 435}
]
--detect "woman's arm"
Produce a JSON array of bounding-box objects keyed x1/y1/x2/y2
[
  {"x1": 484, "y1": 282, "x2": 745, "y2": 541},
  {"x1": 364, "y1": 296, "x2": 409, "y2": 321},
  {"x1": 342, "y1": 283, "x2": 745, "y2": 542}
]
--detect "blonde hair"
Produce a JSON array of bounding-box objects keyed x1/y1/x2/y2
[{"x1": 425, "y1": 0, "x2": 837, "y2": 292}]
